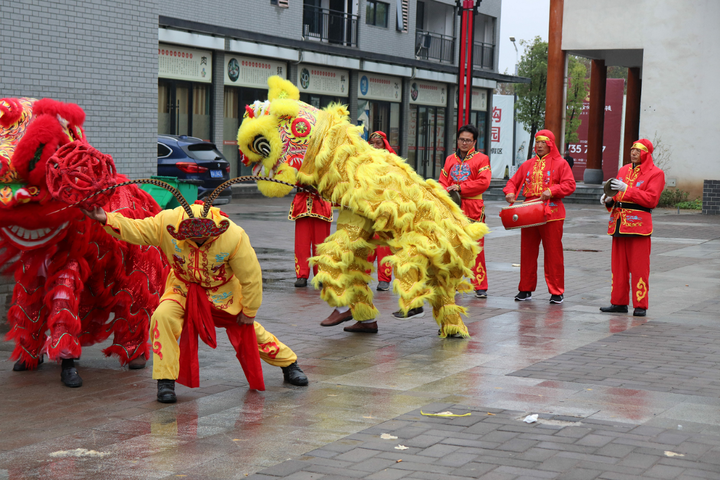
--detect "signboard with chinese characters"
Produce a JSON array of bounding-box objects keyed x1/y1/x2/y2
[
  {"x1": 358, "y1": 73, "x2": 402, "y2": 102},
  {"x1": 224, "y1": 56, "x2": 287, "y2": 87},
  {"x1": 297, "y1": 64, "x2": 348, "y2": 97},
  {"x1": 159, "y1": 44, "x2": 212, "y2": 83},
  {"x1": 490, "y1": 95, "x2": 514, "y2": 178},
  {"x1": 472, "y1": 89, "x2": 488, "y2": 111},
  {"x1": 566, "y1": 78, "x2": 624, "y2": 181},
  {"x1": 409, "y1": 80, "x2": 446, "y2": 107}
]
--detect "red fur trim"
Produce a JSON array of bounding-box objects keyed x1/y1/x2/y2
[
  {"x1": 0, "y1": 98, "x2": 24, "y2": 127},
  {"x1": 12, "y1": 115, "x2": 65, "y2": 182},
  {"x1": 33, "y1": 99, "x2": 85, "y2": 126},
  {"x1": 44, "y1": 331, "x2": 81, "y2": 361}
]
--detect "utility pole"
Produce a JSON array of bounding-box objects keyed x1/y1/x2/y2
[
  {"x1": 456, "y1": 0, "x2": 481, "y2": 129},
  {"x1": 510, "y1": 36, "x2": 519, "y2": 168}
]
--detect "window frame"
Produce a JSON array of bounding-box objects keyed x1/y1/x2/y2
[{"x1": 366, "y1": 0, "x2": 389, "y2": 28}]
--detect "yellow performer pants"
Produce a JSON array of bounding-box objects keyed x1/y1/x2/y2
[{"x1": 150, "y1": 300, "x2": 297, "y2": 380}]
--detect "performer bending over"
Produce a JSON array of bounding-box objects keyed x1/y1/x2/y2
[
  {"x1": 83, "y1": 203, "x2": 308, "y2": 403},
  {"x1": 439, "y1": 124, "x2": 491, "y2": 299},
  {"x1": 600, "y1": 139, "x2": 665, "y2": 317},
  {"x1": 503, "y1": 129, "x2": 576, "y2": 304}
]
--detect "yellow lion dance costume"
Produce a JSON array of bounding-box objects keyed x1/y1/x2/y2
[{"x1": 237, "y1": 77, "x2": 488, "y2": 338}]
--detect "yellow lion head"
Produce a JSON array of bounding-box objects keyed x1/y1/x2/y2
[{"x1": 236, "y1": 76, "x2": 322, "y2": 197}]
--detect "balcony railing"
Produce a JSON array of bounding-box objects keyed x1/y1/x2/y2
[
  {"x1": 415, "y1": 29, "x2": 455, "y2": 64},
  {"x1": 302, "y1": 5, "x2": 358, "y2": 47},
  {"x1": 473, "y1": 41, "x2": 495, "y2": 70}
]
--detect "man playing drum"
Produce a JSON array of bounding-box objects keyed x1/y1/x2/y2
[{"x1": 503, "y1": 129, "x2": 576, "y2": 304}]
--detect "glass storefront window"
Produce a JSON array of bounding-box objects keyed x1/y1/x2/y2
[
  {"x1": 300, "y1": 94, "x2": 344, "y2": 109},
  {"x1": 192, "y1": 85, "x2": 211, "y2": 142}
]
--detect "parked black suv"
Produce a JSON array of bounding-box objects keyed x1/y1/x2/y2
[{"x1": 157, "y1": 135, "x2": 232, "y2": 204}]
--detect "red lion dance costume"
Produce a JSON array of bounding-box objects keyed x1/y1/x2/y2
[{"x1": 0, "y1": 97, "x2": 167, "y2": 387}]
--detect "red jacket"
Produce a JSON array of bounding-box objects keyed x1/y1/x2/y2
[
  {"x1": 503, "y1": 153, "x2": 576, "y2": 222},
  {"x1": 439, "y1": 149, "x2": 491, "y2": 221},
  {"x1": 606, "y1": 158, "x2": 665, "y2": 236},
  {"x1": 289, "y1": 189, "x2": 332, "y2": 221}
]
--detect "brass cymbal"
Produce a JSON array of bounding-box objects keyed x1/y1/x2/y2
[
  {"x1": 449, "y1": 189, "x2": 462, "y2": 206},
  {"x1": 603, "y1": 180, "x2": 619, "y2": 197}
]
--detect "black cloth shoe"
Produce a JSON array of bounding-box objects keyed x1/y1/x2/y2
[
  {"x1": 128, "y1": 354, "x2": 146, "y2": 370},
  {"x1": 600, "y1": 305, "x2": 628, "y2": 313},
  {"x1": 475, "y1": 289, "x2": 487, "y2": 299},
  {"x1": 377, "y1": 281, "x2": 390, "y2": 291},
  {"x1": 549, "y1": 294, "x2": 564, "y2": 304},
  {"x1": 633, "y1": 308, "x2": 647, "y2": 317},
  {"x1": 392, "y1": 307, "x2": 425, "y2": 319},
  {"x1": 281, "y1": 361, "x2": 309, "y2": 386},
  {"x1": 294, "y1": 277, "x2": 308, "y2": 288},
  {"x1": 60, "y1": 359, "x2": 83, "y2": 388},
  {"x1": 13, "y1": 356, "x2": 43, "y2": 371},
  {"x1": 514, "y1": 291, "x2": 532, "y2": 301},
  {"x1": 157, "y1": 379, "x2": 177, "y2": 403}
]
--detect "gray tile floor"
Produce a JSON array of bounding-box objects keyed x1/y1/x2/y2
[{"x1": 1, "y1": 198, "x2": 719, "y2": 479}]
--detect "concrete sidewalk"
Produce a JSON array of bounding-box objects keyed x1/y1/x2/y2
[{"x1": 0, "y1": 199, "x2": 718, "y2": 479}]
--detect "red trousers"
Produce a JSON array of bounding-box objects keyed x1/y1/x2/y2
[
  {"x1": 611, "y1": 236, "x2": 651, "y2": 309},
  {"x1": 367, "y1": 245, "x2": 392, "y2": 282},
  {"x1": 294, "y1": 217, "x2": 331, "y2": 279},
  {"x1": 519, "y1": 220, "x2": 564, "y2": 295},
  {"x1": 471, "y1": 237, "x2": 488, "y2": 290}
]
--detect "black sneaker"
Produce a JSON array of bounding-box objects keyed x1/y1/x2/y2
[
  {"x1": 549, "y1": 294, "x2": 564, "y2": 304},
  {"x1": 281, "y1": 361, "x2": 309, "y2": 386},
  {"x1": 157, "y1": 379, "x2": 177, "y2": 403},
  {"x1": 376, "y1": 281, "x2": 390, "y2": 291},
  {"x1": 600, "y1": 304, "x2": 628, "y2": 313},
  {"x1": 514, "y1": 291, "x2": 532, "y2": 301},
  {"x1": 60, "y1": 359, "x2": 82, "y2": 388},
  {"x1": 475, "y1": 289, "x2": 487, "y2": 299},
  {"x1": 294, "y1": 277, "x2": 308, "y2": 288},
  {"x1": 633, "y1": 308, "x2": 647, "y2": 317},
  {"x1": 392, "y1": 307, "x2": 425, "y2": 319}
]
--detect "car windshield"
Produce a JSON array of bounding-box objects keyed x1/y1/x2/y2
[{"x1": 186, "y1": 143, "x2": 223, "y2": 161}]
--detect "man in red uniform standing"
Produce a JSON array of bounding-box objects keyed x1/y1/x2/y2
[
  {"x1": 503, "y1": 129, "x2": 576, "y2": 304},
  {"x1": 599, "y1": 139, "x2": 665, "y2": 317},
  {"x1": 290, "y1": 187, "x2": 333, "y2": 287},
  {"x1": 439, "y1": 124, "x2": 491, "y2": 298}
]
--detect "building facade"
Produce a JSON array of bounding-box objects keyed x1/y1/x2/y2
[
  {"x1": 561, "y1": 0, "x2": 720, "y2": 197},
  {"x1": 2, "y1": 0, "x2": 515, "y2": 181}
]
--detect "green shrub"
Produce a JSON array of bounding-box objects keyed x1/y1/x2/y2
[
  {"x1": 658, "y1": 188, "x2": 688, "y2": 207},
  {"x1": 676, "y1": 198, "x2": 702, "y2": 210}
]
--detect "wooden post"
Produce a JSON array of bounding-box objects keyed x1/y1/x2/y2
[
  {"x1": 545, "y1": 0, "x2": 565, "y2": 141},
  {"x1": 584, "y1": 59, "x2": 606, "y2": 184},
  {"x1": 622, "y1": 67, "x2": 642, "y2": 166}
]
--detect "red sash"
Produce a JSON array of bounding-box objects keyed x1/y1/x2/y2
[{"x1": 177, "y1": 282, "x2": 265, "y2": 390}]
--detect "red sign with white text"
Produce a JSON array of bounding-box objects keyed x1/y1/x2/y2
[{"x1": 566, "y1": 78, "x2": 624, "y2": 181}]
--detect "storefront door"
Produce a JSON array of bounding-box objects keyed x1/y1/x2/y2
[
  {"x1": 407, "y1": 104, "x2": 445, "y2": 179},
  {"x1": 158, "y1": 79, "x2": 211, "y2": 141}
]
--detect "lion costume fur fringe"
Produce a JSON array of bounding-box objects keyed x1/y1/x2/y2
[{"x1": 237, "y1": 76, "x2": 489, "y2": 338}]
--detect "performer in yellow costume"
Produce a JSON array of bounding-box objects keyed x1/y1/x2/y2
[
  {"x1": 236, "y1": 77, "x2": 489, "y2": 338},
  {"x1": 83, "y1": 202, "x2": 308, "y2": 403}
]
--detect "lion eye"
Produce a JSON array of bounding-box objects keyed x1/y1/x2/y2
[{"x1": 251, "y1": 135, "x2": 271, "y2": 157}]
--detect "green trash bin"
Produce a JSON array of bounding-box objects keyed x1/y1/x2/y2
[{"x1": 140, "y1": 176, "x2": 200, "y2": 209}]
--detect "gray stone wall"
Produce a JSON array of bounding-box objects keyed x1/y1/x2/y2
[
  {"x1": 1, "y1": 0, "x2": 159, "y2": 178},
  {"x1": 703, "y1": 180, "x2": 720, "y2": 215}
]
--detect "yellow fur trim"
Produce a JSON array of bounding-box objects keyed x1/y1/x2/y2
[
  {"x1": 268, "y1": 75, "x2": 299, "y2": 101},
  {"x1": 269, "y1": 98, "x2": 301, "y2": 118},
  {"x1": 257, "y1": 165, "x2": 296, "y2": 197}
]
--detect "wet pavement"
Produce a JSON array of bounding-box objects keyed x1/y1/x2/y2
[{"x1": 1, "y1": 198, "x2": 719, "y2": 479}]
